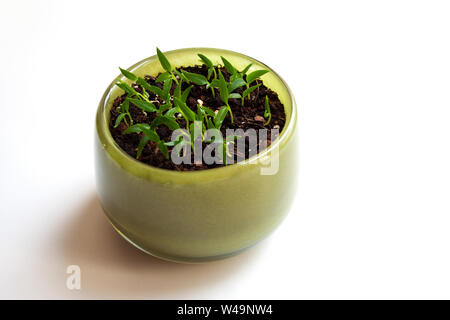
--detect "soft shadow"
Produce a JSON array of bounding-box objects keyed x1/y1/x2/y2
[{"x1": 62, "y1": 193, "x2": 267, "y2": 298}]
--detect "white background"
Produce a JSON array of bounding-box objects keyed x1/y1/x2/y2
[{"x1": 0, "y1": 0, "x2": 449, "y2": 299}]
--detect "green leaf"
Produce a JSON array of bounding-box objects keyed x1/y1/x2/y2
[
  {"x1": 128, "y1": 98, "x2": 157, "y2": 113},
  {"x1": 136, "y1": 77, "x2": 160, "y2": 96},
  {"x1": 162, "y1": 78, "x2": 172, "y2": 101},
  {"x1": 136, "y1": 135, "x2": 151, "y2": 159},
  {"x1": 135, "y1": 127, "x2": 161, "y2": 159},
  {"x1": 246, "y1": 69, "x2": 269, "y2": 84},
  {"x1": 181, "y1": 70, "x2": 208, "y2": 86},
  {"x1": 210, "y1": 78, "x2": 220, "y2": 88},
  {"x1": 155, "y1": 72, "x2": 172, "y2": 83},
  {"x1": 214, "y1": 107, "x2": 228, "y2": 129},
  {"x1": 151, "y1": 115, "x2": 180, "y2": 131},
  {"x1": 240, "y1": 63, "x2": 253, "y2": 75},
  {"x1": 119, "y1": 67, "x2": 137, "y2": 81},
  {"x1": 165, "y1": 107, "x2": 180, "y2": 118},
  {"x1": 181, "y1": 85, "x2": 193, "y2": 103},
  {"x1": 242, "y1": 83, "x2": 261, "y2": 98},
  {"x1": 198, "y1": 53, "x2": 213, "y2": 68},
  {"x1": 115, "y1": 81, "x2": 139, "y2": 96},
  {"x1": 200, "y1": 105, "x2": 216, "y2": 117},
  {"x1": 228, "y1": 78, "x2": 246, "y2": 92},
  {"x1": 242, "y1": 83, "x2": 261, "y2": 105},
  {"x1": 173, "y1": 81, "x2": 182, "y2": 99},
  {"x1": 229, "y1": 93, "x2": 241, "y2": 99},
  {"x1": 123, "y1": 123, "x2": 150, "y2": 135},
  {"x1": 137, "y1": 79, "x2": 164, "y2": 98},
  {"x1": 136, "y1": 77, "x2": 149, "y2": 88},
  {"x1": 264, "y1": 95, "x2": 271, "y2": 125},
  {"x1": 120, "y1": 98, "x2": 130, "y2": 113},
  {"x1": 114, "y1": 113, "x2": 127, "y2": 128},
  {"x1": 206, "y1": 117, "x2": 215, "y2": 130},
  {"x1": 173, "y1": 97, "x2": 196, "y2": 121},
  {"x1": 221, "y1": 56, "x2": 236, "y2": 75},
  {"x1": 207, "y1": 68, "x2": 213, "y2": 80},
  {"x1": 196, "y1": 105, "x2": 204, "y2": 121},
  {"x1": 217, "y1": 70, "x2": 229, "y2": 105},
  {"x1": 164, "y1": 135, "x2": 183, "y2": 147},
  {"x1": 159, "y1": 103, "x2": 171, "y2": 113},
  {"x1": 156, "y1": 47, "x2": 172, "y2": 72}
]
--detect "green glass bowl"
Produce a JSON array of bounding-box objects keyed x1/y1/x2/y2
[{"x1": 95, "y1": 48, "x2": 298, "y2": 263}]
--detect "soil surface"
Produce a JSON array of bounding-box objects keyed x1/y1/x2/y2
[{"x1": 109, "y1": 65, "x2": 286, "y2": 171}]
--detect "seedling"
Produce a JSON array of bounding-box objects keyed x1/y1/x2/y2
[
  {"x1": 209, "y1": 69, "x2": 242, "y2": 123},
  {"x1": 198, "y1": 54, "x2": 217, "y2": 81},
  {"x1": 122, "y1": 123, "x2": 169, "y2": 159},
  {"x1": 113, "y1": 48, "x2": 275, "y2": 165},
  {"x1": 264, "y1": 95, "x2": 271, "y2": 125},
  {"x1": 241, "y1": 83, "x2": 261, "y2": 106},
  {"x1": 243, "y1": 69, "x2": 269, "y2": 100},
  {"x1": 156, "y1": 47, "x2": 179, "y2": 85},
  {"x1": 180, "y1": 69, "x2": 217, "y2": 98}
]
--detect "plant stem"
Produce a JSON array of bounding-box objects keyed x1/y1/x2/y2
[
  {"x1": 171, "y1": 72, "x2": 179, "y2": 85},
  {"x1": 226, "y1": 103, "x2": 234, "y2": 124}
]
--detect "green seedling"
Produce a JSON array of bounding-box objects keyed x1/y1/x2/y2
[
  {"x1": 209, "y1": 69, "x2": 236, "y2": 123},
  {"x1": 240, "y1": 83, "x2": 261, "y2": 106},
  {"x1": 114, "y1": 69, "x2": 147, "y2": 128},
  {"x1": 221, "y1": 56, "x2": 237, "y2": 80},
  {"x1": 243, "y1": 69, "x2": 269, "y2": 101},
  {"x1": 114, "y1": 48, "x2": 273, "y2": 164},
  {"x1": 246, "y1": 69, "x2": 269, "y2": 85},
  {"x1": 198, "y1": 53, "x2": 217, "y2": 81},
  {"x1": 181, "y1": 70, "x2": 216, "y2": 98},
  {"x1": 122, "y1": 123, "x2": 169, "y2": 159},
  {"x1": 240, "y1": 63, "x2": 253, "y2": 77},
  {"x1": 114, "y1": 99, "x2": 132, "y2": 128},
  {"x1": 173, "y1": 97, "x2": 196, "y2": 130},
  {"x1": 264, "y1": 95, "x2": 271, "y2": 125},
  {"x1": 156, "y1": 47, "x2": 179, "y2": 85}
]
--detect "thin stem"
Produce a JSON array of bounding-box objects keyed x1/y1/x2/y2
[
  {"x1": 226, "y1": 103, "x2": 234, "y2": 124},
  {"x1": 171, "y1": 72, "x2": 179, "y2": 85}
]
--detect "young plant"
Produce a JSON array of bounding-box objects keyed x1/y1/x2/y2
[
  {"x1": 209, "y1": 69, "x2": 239, "y2": 123},
  {"x1": 246, "y1": 69, "x2": 269, "y2": 86},
  {"x1": 156, "y1": 47, "x2": 179, "y2": 85},
  {"x1": 239, "y1": 63, "x2": 253, "y2": 78},
  {"x1": 173, "y1": 97, "x2": 196, "y2": 130},
  {"x1": 122, "y1": 123, "x2": 169, "y2": 160},
  {"x1": 241, "y1": 83, "x2": 261, "y2": 106},
  {"x1": 114, "y1": 99, "x2": 132, "y2": 128},
  {"x1": 243, "y1": 69, "x2": 269, "y2": 101},
  {"x1": 114, "y1": 69, "x2": 146, "y2": 128},
  {"x1": 115, "y1": 67, "x2": 176, "y2": 128},
  {"x1": 181, "y1": 69, "x2": 216, "y2": 98},
  {"x1": 264, "y1": 95, "x2": 271, "y2": 125},
  {"x1": 198, "y1": 53, "x2": 217, "y2": 81},
  {"x1": 114, "y1": 48, "x2": 274, "y2": 166},
  {"x1": 221, "y1": 56, "x2": 237, "y2": 78}
]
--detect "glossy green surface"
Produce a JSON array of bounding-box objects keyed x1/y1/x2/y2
[{"x1": 95, "y1": 48, "x2": 298, "y2": 263}]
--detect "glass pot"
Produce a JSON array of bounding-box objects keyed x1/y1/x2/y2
[{"x1": 95, "y1": 48, "x2": 298, "y2": 263}]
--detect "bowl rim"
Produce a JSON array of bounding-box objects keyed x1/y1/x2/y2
[{"x1": 96, "y1": 47, "x2": 297, "y2": 182}]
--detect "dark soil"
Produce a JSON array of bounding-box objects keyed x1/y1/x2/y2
[{"x1": 109, "y1": 65, "x2": 286, "y2": 171}]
